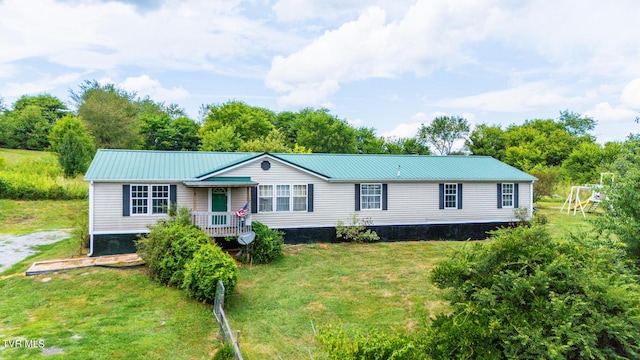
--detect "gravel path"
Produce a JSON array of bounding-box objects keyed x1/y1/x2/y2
[{"x1": 0, "y1": 230, "x2": 71, "y2": 272}]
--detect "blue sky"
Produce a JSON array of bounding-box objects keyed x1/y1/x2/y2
[{"x1": 1, "y1": 0, "x2": 640, "y2": 145}]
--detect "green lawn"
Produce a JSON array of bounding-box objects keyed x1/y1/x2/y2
[
  {"x1": 0, "y1": 267, "x2": 218, "y2": 359},
  {"x1": 0, "y1": 197, "x2": 600, "y2": 359},
  {"x1": 227, "y1": 241, "x2": 463, "y2": 359},
  {"x1": 0, "y1": 199, "x2": 86, "y2": 235},
  {"x1": 0, "y1": 148, "x2": 56, "y2": 166}
]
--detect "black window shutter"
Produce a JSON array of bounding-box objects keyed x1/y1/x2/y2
[
  {"x1": 250, "y1": 187, "x2": 258, "y2": 213},
  {"x1": 307, "y1": 184, "x2": 314, "y2": 212},
  {"x1": 497, "y1": 183, "x2": 503, "y2": 209},
  {"x1": 123, "y1": 185, "x2": 130, "y2": 216},
  {"x1": 355, "y1": 184, "x2": 361, "y2": 211},
  {"x1": 170, "y1": 185, "x2": 177, "y2": 210},
  {"x1": 457, "y1": 183, "x2": 463, "y2": 209},
  {"x1": 439, "y1": 183, "x2": 444, "y2": 209},
  {"x1": 514, "y1": 183, "x2": 519, "y2": 208},
  {"x1": 382, "y1": 184, "x2": 388, "y2": 210}
]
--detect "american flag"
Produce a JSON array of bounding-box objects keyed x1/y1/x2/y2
[{"x1": 235, "y1": 201, "x2": 250, "y2": 217}]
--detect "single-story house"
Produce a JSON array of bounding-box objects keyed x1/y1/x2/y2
[{"x1": 84, "y1": 150, "x2": 537, "y2": 256}]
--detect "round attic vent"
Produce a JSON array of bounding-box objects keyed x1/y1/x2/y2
[{"x1": 261, "y1": 160, "x2": 271, "y2": 170}]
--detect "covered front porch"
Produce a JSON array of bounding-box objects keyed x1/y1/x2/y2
[
  {"x1": 183, "y1": 177, "x2": 256, "y2": 238},
  {"x1": 191, "y1": 211, "x2": 252, "y2": 237}
]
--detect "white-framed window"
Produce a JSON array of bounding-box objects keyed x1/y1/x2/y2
[
  {"x1": 259, "y1": 185, "x2": 274, "y2": 212},
  {"x1": 361, "y1": 183, "x2": 382, "y2": 210},
  {"x1": 502, "y1": 183, "x2": 514, "y2": 208},
  {"x1": 276, "y1": 185, "x2": 290, "y2": 211},
  {"x1": 259, "y1": 184, "x2": 308, "y2": 212},
  {"x1": 444, "y1": 183, "x2": 458, "y2": 209},
  {"x1": 293, "y1": 185, "x2": 307, "y2": 211},
  {"x1": 131, "y1": 184, "x2": 170, "y2": 215}
]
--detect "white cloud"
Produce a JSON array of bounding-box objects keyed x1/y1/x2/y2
[
  {"x1": 621, "y1": 79, "x2": 640, "y2": 110},
  {"x1": 266, "y1": 1, "x2": 495, "y2": 107},
  {"x1": 3, "y1": 72, "x2": 85, "y2": 97},
  {"x1": 119, "y1": 75, "x2": 189, "y2": 102},
  {"x1": 585, "y1": 102, "x2": 638, "y2": 124},
  {"x1": 0, "y1": 0, "x2": 302, "y2": 76},
  {"x1": 347, "y1": 117, "x2": 365, "y2": 127},
  {"x1": 272, "y1": 0, "x2": 415, "y2": 23},
  {"x1": 382, "y1": 122, "x2": 421, "y2": 139},
  {"x1": 433, "y1": 82, "x2": 585, "y2": 112}
]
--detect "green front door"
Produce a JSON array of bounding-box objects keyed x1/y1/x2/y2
[{"x1": 211, "y1": 188, "x2": 228, "y2": 225}]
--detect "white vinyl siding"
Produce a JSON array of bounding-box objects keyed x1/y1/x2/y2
[
  {"x1": 444, "y1": 183, "x2": 457, "y2": 209},
  {"x1": 361, "y1": 183, "x2": 382, "y2": 210},
  {"x1": 502, "y1": 183, "x2": 514, "y2": 208},
  {"x1": 93, "y1": 183, "x2": 190, "y2": 233}
]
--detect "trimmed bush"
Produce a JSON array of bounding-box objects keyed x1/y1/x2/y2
[
  {"x1": 182, "y1": 243, "x2": 239, "y2": 303},
  {"x1": 136, "y1": 208, "x2": 211, "y2": 286},
  {"x1": 250, "y1": 221, "x2": 284, "y2": 264}
]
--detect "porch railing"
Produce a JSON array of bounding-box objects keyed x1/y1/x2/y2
[{"x1": 191, "y1": 211, "x2": 252, "y2": 237}]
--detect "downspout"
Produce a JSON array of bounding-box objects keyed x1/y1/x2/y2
[
  {"x1": 530, "y1": 181, "x2": 535, "y2": 220},
  {"x1": 87, "y1": 180, "x2": 95, "y2": 256}
]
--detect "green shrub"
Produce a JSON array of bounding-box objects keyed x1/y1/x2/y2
[
  {"x1": 182, "y1": 243, "x2": 238, "y2": 303},
  {"x1": 212, "y1": 343, "x2": 235, "y2": 360},
  {"x1": 136, "y1": 208, "x2": 211, "y2": 286},
  {"x1": 428, "y1": 226, "x2": 640, "y2": 359},
  {"x1": 336, "y1": 213, "x2": 380, "y2": 243},
  {"x1": 318, "y1": 325, "x2": 424, "y2": 360},
  {"x1": 250, "y1": 221, "x2": 284, "y2": 264}
]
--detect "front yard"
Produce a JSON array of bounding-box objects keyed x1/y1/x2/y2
[{"x1": 0, "y1": 198, "x2": 597, "y2": 358}]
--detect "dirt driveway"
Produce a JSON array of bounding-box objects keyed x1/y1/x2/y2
[{"x1": 0, "y1": 230, "x2": 70, "y2": 273}]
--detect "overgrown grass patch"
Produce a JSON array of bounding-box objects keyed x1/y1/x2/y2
[
  {"x1": 226, "y1": 241, "x2": 463, "y2": 359},
  {"x1": 0, "y1": 267, "x2": 219, "y2": 359},
  {"x1": 0, "y1": 199, "x2": 86, "y2": 234}
]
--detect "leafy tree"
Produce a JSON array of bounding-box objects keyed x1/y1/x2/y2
[
  {"x1": 48, "y1": 115, "x2": 95, "y2": 177},
  {"x1": 561, "y1": 142, "x2": 603, "y2": 184},
  {"x1": 239, "y1": 129, "x2": 310, "y2": 153},
  {"x1": 355, "y1": 127, "x2": 385, "y2": 154},
  {"x1": 139, "y1": 112, "x2": 174, "y2": 150},
  {"x1": 274, "y1": 111, "x2": 299, "y2": 148},
  {"x1": 383, "y1": 137, "x2": 431, "y2": 155},
  {"x1": 170, "y1": 117, "x2": 200, "y2": 151},
  {"x1": 199, "y1": 125, "x2": 241, "y2": 152},
  {"x1": 502, "y1": 144, "x2": 545, "y2": 171},
  {"x1": 200, "y1": 100, "x2": 275, "y2": 143},
  {"x1": 596, "y1": 134, "x2": 640, "y2": 262},
  {"x1": 7, "y1": 104, "x2": 51, "y2": 150},
  {"x1": 559, "y1": 109, "x2": 596, "y2": 138},
  {"x1": 429, "y1": 226, "x2": 640, "y2": 359},
  {"x1": 294, "y1": 108, "x2": 357, "y2": 153},
  {"x1": 602, "y1": 141, "x2": 622, "y2": 168},
  {"x1": 13, "y1": 94, "x2": 68, "y2": 124},
  {"x1": 73, "y1": 80, "x2": 141, "y2": 149},
  {"x1": 466, "y1": 124, "x2": 506, "y2": 159},
  {"x1": 417, "y1": 115, "x2": 469, "y2": 155},
  {"x1": 58, "y1": 131, "x2": 92, "y2": 177}
]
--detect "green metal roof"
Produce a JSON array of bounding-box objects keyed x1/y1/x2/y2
[
  {"x1": 85, "y1": 150, "x2": 537, "y2": 182},
  {"x1": 84, "y1": 150, "x2": 261, "y2": 181}
]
